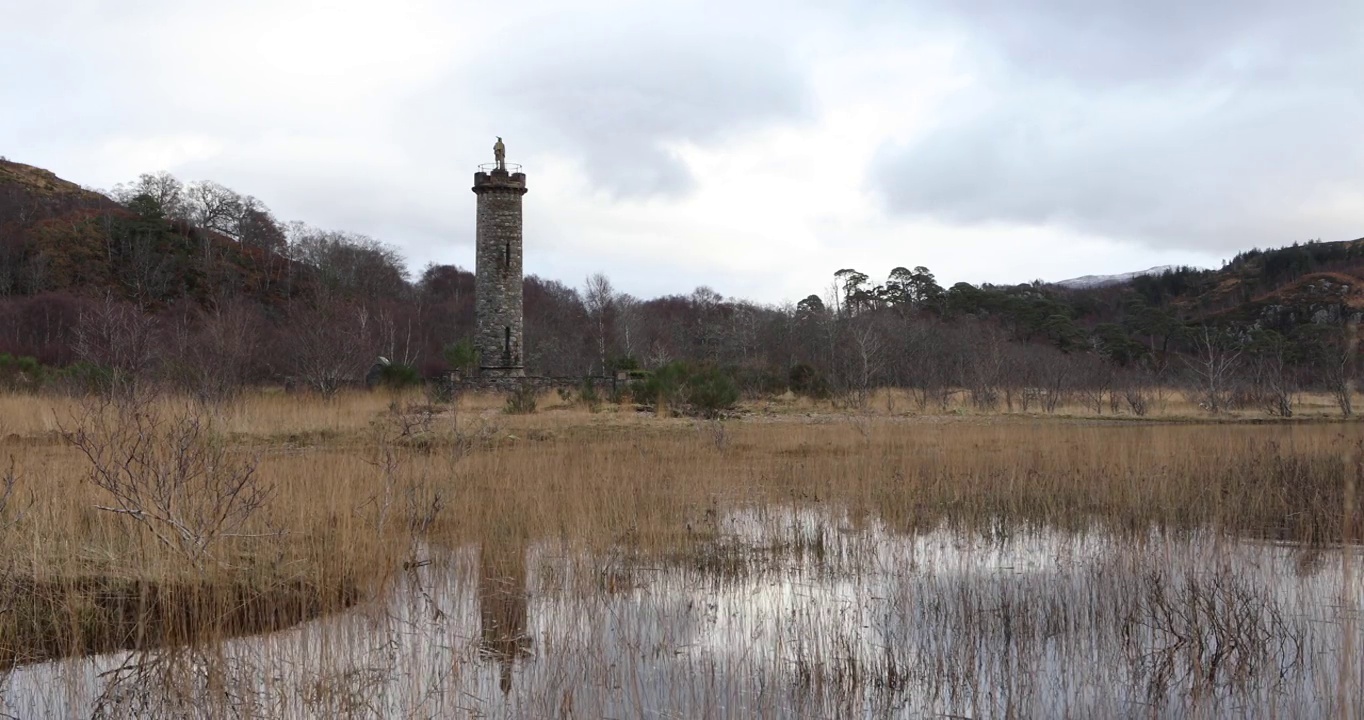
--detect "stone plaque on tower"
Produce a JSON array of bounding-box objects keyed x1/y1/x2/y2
[{"x1": 472, "y1": 138, "x2": 528, "y2": 377}]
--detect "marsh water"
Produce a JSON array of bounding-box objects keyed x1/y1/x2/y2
[{"x1": 4, "y1": 507, "x2": 1362, "y2": 719}]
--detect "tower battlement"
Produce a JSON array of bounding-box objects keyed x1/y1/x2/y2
[{"x1": 473, "y1": 168, "x2": 528, "y2": 191}]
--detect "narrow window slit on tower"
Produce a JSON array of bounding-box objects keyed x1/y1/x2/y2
[
  {"x1": 504, "y1": 326, "x2": 511, "y2": 357},
  {"x1": 504, "y1": 241, "x2": 510, "y2": 268}
]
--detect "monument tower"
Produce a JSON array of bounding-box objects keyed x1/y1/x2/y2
[{"x1": 472, "y1": 137, "x2": 527, "y2": 377}]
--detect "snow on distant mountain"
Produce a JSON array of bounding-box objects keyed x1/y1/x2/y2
[{"x1": 1054, "y1": 265, "x2": 1187, "y2": 289}]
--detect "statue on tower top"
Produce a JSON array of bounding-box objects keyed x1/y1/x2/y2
[{"x1": 493, "y1": 137, "x2": 506, "y2": 170}]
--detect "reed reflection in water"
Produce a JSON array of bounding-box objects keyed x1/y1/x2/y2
[{"x1": 2, "y1": 508, "x2": 1362, "y2": 718}]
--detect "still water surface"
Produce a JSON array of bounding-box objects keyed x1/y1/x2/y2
[{"x1": 4, "y1": 507, "x2": 1362, "y2": 718}]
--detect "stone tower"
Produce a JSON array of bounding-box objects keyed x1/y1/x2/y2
[{"x1": 472, "y1": 140, "x2": 527, "y2": 377}]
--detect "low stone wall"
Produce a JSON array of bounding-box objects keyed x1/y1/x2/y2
[{"x1": 449, "y1": 375, "x2": 621, "y2": 394}]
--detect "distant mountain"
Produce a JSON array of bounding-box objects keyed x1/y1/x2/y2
[{"x1": 1055, "y1": 265, "x2": 1190, "y2": 289}]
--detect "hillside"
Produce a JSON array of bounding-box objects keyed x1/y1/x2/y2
[
  {"x1": 0, "y1": 160, "x2": 122, "y2": 212},
  {"x1": 0, "y1": 159, "x2": 306, "y2": 310},
  {"x1": 1072, "y1": 238, "x2": 1364, "y2": 325},
  {"x1": 0, "y1": 158, "x2": 1359, "y2": 407}
]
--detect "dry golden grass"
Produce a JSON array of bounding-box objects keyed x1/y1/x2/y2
[
  {"x1": 1, "y1": 383, "x2": 1358, "y2": 442},
  {"x1": 3, "y1": 388, "x2": 1358, "y2": 571}
]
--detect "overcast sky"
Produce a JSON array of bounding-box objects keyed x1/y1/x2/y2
[{"x1": 3, "y1": 0, "x2": 1360, "y2": 304}]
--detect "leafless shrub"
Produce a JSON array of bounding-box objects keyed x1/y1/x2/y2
[
  {"x1": 0, "y1": 458, "x2": 28, "y2": 624},
  {"x1": 424, "y1": 374, "x2": 459, "y2": 406},
  {"x1": 1122, "y1": 568, "x2": 1303, "y2": 701},
  {"x1": 1123, "y1": 384, "x2": 1152, "y2": 416},
  {"x1": 384, "y1": 399, "x2": 437, "y2": 440},
  {"x1": 448, "y1": 417, "x2": 500, "y2": 462},
  {"x1": 63, "y1": 394, "x2": 275, "y2": 568},
  {"x1": 0, "y1": 458, "x2": 21, "y2": 532},
  {"x1": 91, "y1": 649, "x2": 269, "y2": 720},
  {"x1": 369, "y1": 411, "x2": 444, "y2": 540},
  {"x1": 708, "y1": 420, "x2": 730, "y2": 452}
]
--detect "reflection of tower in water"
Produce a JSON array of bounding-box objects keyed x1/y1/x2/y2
[{"x1": 478, "y1": 542, "x2": 531, "y2": 695}]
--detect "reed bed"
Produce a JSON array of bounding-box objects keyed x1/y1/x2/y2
[{"x1": 0, "y1": 390, "x2": 1359, "y2": 718}]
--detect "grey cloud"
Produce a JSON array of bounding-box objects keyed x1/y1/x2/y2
[
  {"x1": 874, "y1": 0, "x2": 1364, "y2": 251},
  {"x1": 916, "y1": 0, "x2": 1362, "y2": 86},
  {"x1": 460, "y1": 14, "x2": 813, "y2": 197}
]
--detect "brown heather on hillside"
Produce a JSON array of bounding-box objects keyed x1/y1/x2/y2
[{"x1": 0, "y1": 159, "x2": 119, "y2": 204}]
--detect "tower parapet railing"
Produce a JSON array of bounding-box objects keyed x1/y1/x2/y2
[{"x1": 478, "y1": 163, "x2": 523, "y2": 173}]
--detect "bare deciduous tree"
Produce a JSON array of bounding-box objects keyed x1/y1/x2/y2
[
  {"x1": 184, "y1": 180, "x2": 243, "y2": 237},
  {"x1": 848, "y1": 318, "x2": 885, "y2": 407},
  {"x1": 615, "y1": 293, "x2": 642, "y2": 362},
  {"x1": 112, "y1": 171, "x2": 187, "y2": 219},
  {"x1": 284, "y1": 303, "x2": 377, "y2": 396},
  {"x1": 1037, "y1": 352, "x2": 1072, "y2": 414},
  {"x1": 1077, "y1": 361, "x2": 1116, "y2": 415},
  {"x1": 965, "y1": 324, "x2": 1008, "y2": 411},
  {"x1": 166, "y1": 301, "x2": 263, "y2": 406},
  {"x1": 288, "y1": 225, "x2": 409, "y2": 303},
  {"x1": 1324, "y1": 320, "x2": 1359, "y2": 418},
  {"x1": 1184, "y1": 325, "x2": 1243, "y2": 414},
  {"x1": 1247, "y1": 331, "x2": 1297, "y2": 417},
  {"x1": 583, "y1": 272, "x2": 615, "y2": 375},
  {"x1": 73, "y1": 295, "x2": 160, "y2": 395},
  {"x1": 233, "y1": 196, "x2": 286, "y2": 254}
]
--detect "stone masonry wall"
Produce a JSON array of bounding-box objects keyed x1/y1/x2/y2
[
  {"x1": 473, "y1": 170, "x2": 527, "y2": 377},
  {"x1": 450, "y1": 375, "x2": 621, "y2": 395}
]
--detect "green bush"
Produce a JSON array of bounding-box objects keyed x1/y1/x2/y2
[
  {"x1": 0, "y1": 354, "x2": 41, "y2": 375},
  {"x1": 504, "y1": 383, "x2": 538, "y2": 414},
  {"x1": 609, "y1": 355, "x2": 641, "y2": 373},
  {"x1": 635, "y1": 362, "x2": 688, "y2": 411},
  {"x1": 634, "y1": 361, "x2": 738, "y2": 418},
  {"x1": 686, "y1": 366, "x2": 739, "y2": 418},
  {"x1": 730, "y1": 365, "x2": 787, "y2": 398},
  {"x1": 788, "y1": 363, "x2": 830, "y2": 398},
  {"x1": 56, "y1": 362, "x2": 116, "y2": 395},
  {"x1": 442, "y1": 339, "x2": 478, "y2": 374},
  {"x1": 579, "y1": 378, "x2": 602, "y2": 412},
  {"x1": 0, "y1": 354, "x2": 48, "y2": 391},
  {"x1": 377, "y1": 362, "x2": 421, "y2": 389}
]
